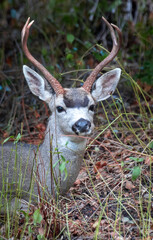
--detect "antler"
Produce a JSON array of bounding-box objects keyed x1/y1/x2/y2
[
  {"x1": 82, "y1": 17, "x2": 122, "y2": 92},
  {"x1": 21, "y1": 17, "x2": 64, "y2": 95}
]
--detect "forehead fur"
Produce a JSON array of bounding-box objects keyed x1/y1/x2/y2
[{"x1": 63, "y1": 88, "x2": 91, "y2": 108}]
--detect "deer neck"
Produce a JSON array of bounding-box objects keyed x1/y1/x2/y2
[{"x1": 38, "y1": 112, "x2": 87, "y2": 194}]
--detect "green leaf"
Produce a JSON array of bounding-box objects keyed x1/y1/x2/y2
[
  {"x1": 53, "y1": 160, "x2": 59, "y2": 168},
  {"x1": 64, "y1": 168, "x2": 68, "y2": 181},
  {"x1": 3, "y1": 136, "x2": 13, "y2": 144},
  {"x1": 20, "y1": 210, "x2": 29, "y2": 221},
  {"x1": 49, "y1": 0, "x2": 56, "y2": 8},
  {"x1": 14, "y1": 133, "x2": 22, "y2": 144},
  {"x1": 129, "y1": 157, "x2": 144, "y2": 163},
  {"x1": 148, "y1": 141, "x2": 153, "y2": 149},
  {"x1": 41, "y1": 47, "x2": 47, "y2": 57},
  {"x1": 59, "y1": 161, "x2": 66, "y2": 173},
  {"x1": 84, "y1": 41, "x2": 92, "y2": 49},
  {"x1": 60, "y1": 155, "x2": 66, "y2": 161},
  {"x1": 66, "y1": 34, "x2": 75, "y2": 44},
  {"x1": 121, "y1": 161, "x2": 124, "y2": 167},
  {"x1": 37, "y1": 235, "x2": 43, "y2": 240},
  {"x1": 33, "y1": 209, "x2": 43, "y2": 225},
  {"x1": 66, "y1": 53, "x2": 73, "y2": 60},
  {"x1": 132, "y1": 166, "x2": 141, "y2": 181},
  {"x1": 28, "y1": 225, "x2": 32, "y2": 233}
]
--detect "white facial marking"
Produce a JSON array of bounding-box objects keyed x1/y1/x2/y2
[{"x1": 53, "y1": 90, "x2": 95, "y2": 136}]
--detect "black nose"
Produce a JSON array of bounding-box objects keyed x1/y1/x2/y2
[{"x1": 72, "y1": 118, "x2": 91, "y2": 134}]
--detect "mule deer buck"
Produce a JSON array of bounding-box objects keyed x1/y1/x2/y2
[{"x1": 0, "y1": 17, "x2": 121, "y2": 211}]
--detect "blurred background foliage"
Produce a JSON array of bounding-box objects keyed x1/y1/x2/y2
[
  {"x1": 0, "y1": 0, "x2": 153, "y2": 84},
  {"x1": 0, "y1": 0, "x2": 153, "y2": 137}
]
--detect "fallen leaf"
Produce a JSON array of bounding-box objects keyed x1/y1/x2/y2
[
  {"x1": 38, "y1": 133, "x2": 44, "y2": 140},
  {"x1": 92, "y1": 220, "x2": 99, "y2": 229},
  {"x1": 34, "y1": 110, "x2": 40, "y2": 118},
  {"x1": 95, "y1": 172, "x2": 101, "y2": 179},
  {"x1": 145, "y1": 156, "x2": 153, "y2": 166},
  {"x1": 94, "y1": 161, "x2": 107, "y2": 173},
  {"x1": 74, "y1": 179, "x2": 81, "y2": 185},
  {"x1": 104, "y1": 129, "x2": 112, "y2": 139},
  {"x1": 36, "y1": 123, "x2": 46, "y2": 132},
  {"x1": 38, "y1": 227, "x2": 45, "y2": 236},
  {"x1": 87, "y1": 56, "x2": 94, "y2": 68},
  {"x1": 3, "y1": 131, "x2": 9, "y2": 138},
  {"x1": 123, "y1": 134, "x2": 133, "y2": 144},
  {"x1": 110, "y1": 232, "x2": 124, "y2": 240},
  {"x1": 125, "y1": 180, "x2": 135, "y2": 190},
  {"x1": 6, "y1": 56, "x2": 12, "y2": 66}
]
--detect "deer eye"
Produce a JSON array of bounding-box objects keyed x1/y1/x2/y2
[
  {"x1": 56, "y1": 106, "x2": 65, "y2": 113},
  {"x1": 89, "y1": 104, "x2": 95, "y2": 112}
]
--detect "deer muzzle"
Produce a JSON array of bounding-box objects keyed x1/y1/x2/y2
[{"x1": 72, "y1": 118, "x2": 91, "y2": 135}]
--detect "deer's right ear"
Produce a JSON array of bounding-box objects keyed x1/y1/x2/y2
[{"x1": 23, "y1": 65, "x2": 53, "y2": 103}]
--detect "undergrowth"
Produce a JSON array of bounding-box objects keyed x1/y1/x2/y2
[{"x1": 0, "y1": 61, "x2": 153, "y2": 239}]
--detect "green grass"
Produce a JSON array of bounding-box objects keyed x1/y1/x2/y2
[{"x1": 0, "y1": 62, "x2": 153, "y2": 239}]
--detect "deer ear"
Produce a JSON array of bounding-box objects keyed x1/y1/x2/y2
[
  {"x1": 23, "y1": 65, "x2": 53, "y2": 103},
  {"x1": 91, "y1": 68, "x2": 121, "y2": 102}
]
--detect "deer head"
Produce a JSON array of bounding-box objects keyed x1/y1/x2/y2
[{"x1": 21, "y1": 17, "x2": 122, "y2": 137}]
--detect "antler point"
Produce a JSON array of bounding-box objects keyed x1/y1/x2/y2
[
  {"x1": 28, "y1": 20, "x2": 34, "y2": 28},
  {"x1": 83, "y1": 17, "x2": 121, "y2": 92}
]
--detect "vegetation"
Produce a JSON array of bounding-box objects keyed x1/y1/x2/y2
[{"x1": 0, "y1": 0, "x2": 153, "y2": 239}]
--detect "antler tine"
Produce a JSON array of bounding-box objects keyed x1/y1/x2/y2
[
  {"x1": 21, "y1": 17, "x2": 64, "y2": 95},
  {"x1": 82, "y1": 16, "x2": 122, "y2": 92}
]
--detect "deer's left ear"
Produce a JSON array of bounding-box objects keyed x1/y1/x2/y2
[{"x1": 91, "y1": 68, "x2": 121, "y2": 102}]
